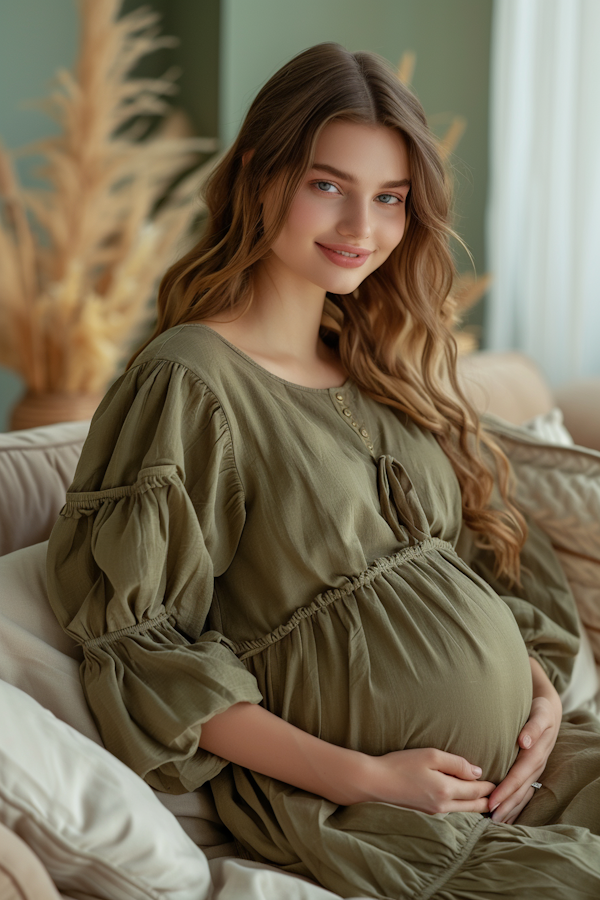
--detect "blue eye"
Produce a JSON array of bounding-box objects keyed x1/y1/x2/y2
[
  {"x1": 378, "y1": 194, "x2": 401, "y2": 205},
  {"x1": 315, "y1": 181, "x2": 339, "y2": 193}
]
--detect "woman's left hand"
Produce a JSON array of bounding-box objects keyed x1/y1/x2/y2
[{"x1": 487, "y1": 657, "x2": 562, "y2": 824}]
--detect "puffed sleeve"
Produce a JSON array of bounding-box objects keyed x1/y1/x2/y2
[
  {"x1": 46, "y1": 357, "x2": 263, "y2": 794},
  {"x1": 456, "y1": 512, "x2": 580, "y2": 695}
]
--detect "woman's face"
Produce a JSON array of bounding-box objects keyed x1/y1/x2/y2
[{"x1": 263, "y1": 120, "x2": 411, "y2": 295}]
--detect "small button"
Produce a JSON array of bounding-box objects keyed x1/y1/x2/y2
[
  {"x1": 343, "y1": 408, "x2": 352, "y2": 417},
  {"x1": 335, "y1": 393, "x2": 344, "y2": 402},
  {"x1": 367, "y1": 443, "x2": 374, "y2": 451},
  {"x1": 360, "y1": 428, "x2": 369, "y2": 437},
  {"x1": 351, "y1": 420, "x2": 358, "y2": 427}
]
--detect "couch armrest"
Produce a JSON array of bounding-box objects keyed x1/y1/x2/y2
[{"x1": 554, "y1": 378, "x2": 600, "y2": 452}]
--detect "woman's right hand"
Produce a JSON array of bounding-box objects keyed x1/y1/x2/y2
[
  {"x1": 360, "y1": 748, "x2": 495, "y2": 814},
  {"x1": 198, "y1": 703, "x2": 495, "y2": 811}
]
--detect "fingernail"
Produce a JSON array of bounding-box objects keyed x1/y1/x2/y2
[
  {"x1": 522, "y1": 734, "x2": 532, "y2": 748},
  {"x1": 490, "y1": 803, "x2": 500, "y2": 813},
  {"x1": 471, "y1": 766, "x2": 482, "y2": 776}
]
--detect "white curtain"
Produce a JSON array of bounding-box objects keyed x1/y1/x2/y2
[{"x1": 485, "y1": 0, "x2": 600, "y2": 386}]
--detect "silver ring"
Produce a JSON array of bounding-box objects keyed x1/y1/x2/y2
[{"x1": 531, "y1": 782, "x2": 542, "y2": 790}]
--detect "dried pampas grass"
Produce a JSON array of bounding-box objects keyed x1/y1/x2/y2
[{"x1": 0, "y1": 0, "x2": 218, "y2": 397}]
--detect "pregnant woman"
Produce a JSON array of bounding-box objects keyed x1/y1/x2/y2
[{"x1": 47, "y1": 43, "x2": 600, "y2": 899}]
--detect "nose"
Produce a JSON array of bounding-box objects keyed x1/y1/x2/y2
[{"x1": 337, "y1": 195, "x2": 372, "y2": 241}]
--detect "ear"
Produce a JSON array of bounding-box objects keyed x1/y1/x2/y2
[{"x1": 242, "y1": 149, "x2": 255, "y2": 167}]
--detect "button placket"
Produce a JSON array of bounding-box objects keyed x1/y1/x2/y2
[{"x1": 333, "y1": 391, "x2": 375, "y2": 455}]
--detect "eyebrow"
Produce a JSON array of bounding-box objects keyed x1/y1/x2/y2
[{"x1": 312, "y1": 163, "x2": 411, "y2": 190}]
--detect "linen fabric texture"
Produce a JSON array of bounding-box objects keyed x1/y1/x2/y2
[{"x1": 46, "y1": 324, "x2": 600, "y2": 899}]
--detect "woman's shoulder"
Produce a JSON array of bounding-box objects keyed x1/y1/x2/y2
[
  {"x1": 126, "y1": 322, "x2": 266, "y2": 423},
  {"x1": 80, "y1": 325, "x2": 244, "y2": 488},
  {"x1": 87, "y1": 325, "x2": 234, "y2": 452},
  {"x1": 130, "y1": 323, "x2": 230, "y2": 389}
]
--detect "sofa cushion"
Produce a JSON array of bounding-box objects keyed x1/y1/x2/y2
[
  {"x1": 516, "y1": 410, "x2": 599, "y2": 710},
  {"x1": 485, "y1": 414, "x2": 600, "y2": 666},
  {"x1": 0, "y1": 541, "x2": 99, "y2": 744},
  {"x1": 0, "y1": 540, "x2": 238, "y2": 860},
  {"x1": 0, "y1": 421, "x2": 89, "y2": 557},
  {"x1": 0, "y1": 678, "x2": 211, "y2": 900}
]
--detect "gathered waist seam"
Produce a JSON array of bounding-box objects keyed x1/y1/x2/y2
[
  {"x1": 419, "y1": 816, "x2": 489, "y2": 900},
  {"x1": 233, "y1": 538, "x2": 455, "y2": 660}
]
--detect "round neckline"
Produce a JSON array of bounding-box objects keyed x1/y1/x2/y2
[{"x1": 181, "y1": 322, "x2": 352, "y2": 394}]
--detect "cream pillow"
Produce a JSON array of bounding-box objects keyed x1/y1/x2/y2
[
  {"x1": 521, "y1": 407, "x2": 575, "y2": 447},
  {"x1": 0, "y1": 541, "x2": 100, "y2": 743},
  {"x1": 0, "y1": 678, "x2": 211, "y2": 900},
  {"x1": 208, "y1": 857, "x2": 372, "y2": 899}
]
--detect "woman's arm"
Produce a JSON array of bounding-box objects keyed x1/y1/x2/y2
[
  {"x1": 488, "y1": 656, "x2": 562, "y2": 823},
  {"x1": 199, "y1": 702, "x2": 495, "y2": 813}
]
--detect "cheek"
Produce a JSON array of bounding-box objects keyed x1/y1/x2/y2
[
  {"x1": 375, "y1": 210, "x2": 407, "y2": 257},
  {"x1": 281, "y1": 191, "x2": 333, "y2": 241}
]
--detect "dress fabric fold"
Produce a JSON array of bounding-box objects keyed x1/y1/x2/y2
[
  {"x1": 46, "y1": 354, "x2": 263, "y2": 792},
  {"x1": 46, "y1": 323, "x2": 600, "y2": 897}
]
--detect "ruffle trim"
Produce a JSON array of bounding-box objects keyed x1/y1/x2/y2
[
  {"x1": 60, "y1": 464, "x2": 181, "y2": 517},
  {"x1": 232, "y1": 538, "x2": 455, "y2": 661},
  {"x1": 83, "y1": 611, "x2": 171, "y2": 649}
]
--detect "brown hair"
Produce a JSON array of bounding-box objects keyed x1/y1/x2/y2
[{"x1": 128, "y1": 42, "x2": 526, "y2": 582}]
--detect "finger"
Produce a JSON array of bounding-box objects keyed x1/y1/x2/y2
[
  {"x1": 448, "y1": 779, "x2": 496, "y2": 802},
  {"x1": 491, "y1": 766, "x2": 544, "y2": 821},
  {"x1": 492, "y1": 784, "x2": 532, "y2": 822},
  {"x1": 434, "y1": 752, "x2": 485, "y2": 781},
  {"x1": 518, "y1": 718, "x2": 547, "y2": 750},
  {"x1": 492, "y1": 786, "x2": 535, "y2": 824},
  {"x1": 519, "y1": 698, "x2": 556, "y2": 750},
  {"x1": 506, "y1": 791, "x2": 534, "y2": 825},
  {"x1": 444, "y1": 796, "x2": 493, "y2": 815},
  {"x1": 488, "y1": 752, "x2": 546, "y2": 810}
]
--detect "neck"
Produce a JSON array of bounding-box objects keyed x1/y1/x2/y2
[
  {"x1": 194, "y1": 254, "x2": 347, "y2": 388},
  {"x1": 229, "y1": 255, "x2": 328, "y2": 365}
]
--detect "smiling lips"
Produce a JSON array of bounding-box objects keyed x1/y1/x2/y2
[{"x1": 316, "y1": 242, "x2": 374, "y2": 269}]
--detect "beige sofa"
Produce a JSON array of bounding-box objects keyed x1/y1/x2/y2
[{"x1": 0, "y1": 350, "x2": 599, "y2": 899}]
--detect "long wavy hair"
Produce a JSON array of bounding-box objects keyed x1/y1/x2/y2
[{"x1": 128, "y1": 42, "x2": 526, "y2": 582}]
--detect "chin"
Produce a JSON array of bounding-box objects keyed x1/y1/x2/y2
[{"x1": 321, "y1": 274, "x2": 372, "y2": 294}]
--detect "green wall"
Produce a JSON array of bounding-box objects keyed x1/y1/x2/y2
[
  {"x1": 0, "y1": 0, "x2": 77, "y2": 430},
  {"x1": 0, "y1": 0, "x2": 492, "y2": 430},
  {"x1": 220, "y1": 0, "x2": 493, "y2": 319}
]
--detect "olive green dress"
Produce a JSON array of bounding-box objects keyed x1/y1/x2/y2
[{"x1": 47, "y1": 324, "x2": 600, "y2": 899}]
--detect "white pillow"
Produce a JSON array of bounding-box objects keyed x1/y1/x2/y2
[
  {"x1": 0, "y1": 541, "x2": 100, "y2": 744},
  {"x1": 208, "y1": 857, "x2": 372, "y2": 900},
  {"x1": 521, "y1": 406, "x2": 574, "y2": 446},
  {"x1": 0, "y1": 678, "x2": 211, "y2": 900}
]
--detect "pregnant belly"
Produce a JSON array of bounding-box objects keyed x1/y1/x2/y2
[{"x1": 245, "y1": 551, "x2": 533, "y2": 786}]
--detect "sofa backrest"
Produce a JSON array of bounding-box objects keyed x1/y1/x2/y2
[
  {"x1": 457, "y1": 350, "x2": 554, "y2": 424},
  {"x1": 0, "y1": 421, "x2": 90, "y2": 556}
]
